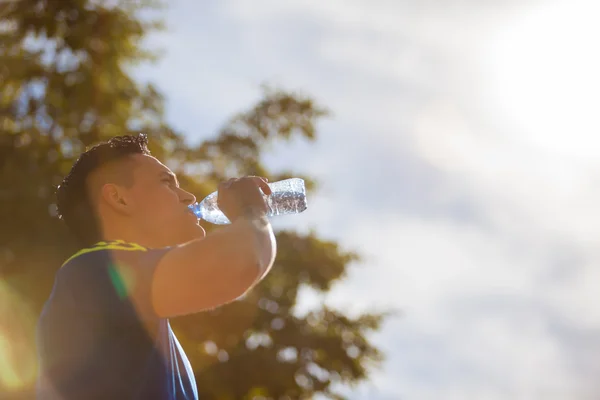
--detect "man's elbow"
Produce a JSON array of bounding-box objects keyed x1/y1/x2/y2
[{"x1": 214, "y1": 259, "x2": 265, "y2": 304}]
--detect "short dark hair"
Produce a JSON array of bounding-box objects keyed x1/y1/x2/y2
[{"x1": 56, "y1": 134, "x2": 151, "y2": 246}]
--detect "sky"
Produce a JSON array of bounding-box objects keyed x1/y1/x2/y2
[{"x1": 135, "y1": 0, "x2": 600, "y2": 399}]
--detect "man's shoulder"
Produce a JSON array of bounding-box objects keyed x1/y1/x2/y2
[{"x1": 53, "y1": 241, "x2": 171, "y2": 321}]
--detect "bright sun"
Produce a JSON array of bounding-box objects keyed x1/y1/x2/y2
[{"x1": 483, "y1": 0, "x2": 600, "y2": 161}]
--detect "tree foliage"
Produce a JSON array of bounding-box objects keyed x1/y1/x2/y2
[{"x1": 0, "y1": 1, "x2": 390, "y2": 399}]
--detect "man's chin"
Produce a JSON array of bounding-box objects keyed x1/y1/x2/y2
[
  {"x1": 185, "y1": 224, "x2": 206, "y2": 241},
  {"x1": 162, "y1": 225, "x2": 206, "y2": 247},
  {"x1": 194, "y1": 224, "x2": 206, "y2": 239}
]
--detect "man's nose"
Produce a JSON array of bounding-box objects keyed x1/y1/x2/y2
[{"x1": 179, "y1": 189, "x2": 196, "y2": 205}]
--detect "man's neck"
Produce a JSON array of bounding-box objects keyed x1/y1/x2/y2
[{"x1": 100, "y1": 230, "x2": 155, "y2": 249}]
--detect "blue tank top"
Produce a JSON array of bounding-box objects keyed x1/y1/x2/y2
[{"x1": 35, "y1": 241, "x2": 198, "y2": 400}]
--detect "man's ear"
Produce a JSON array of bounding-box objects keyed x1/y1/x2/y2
[{"x1": 100, "y1": 183, "x2": 132, "y2": 215}]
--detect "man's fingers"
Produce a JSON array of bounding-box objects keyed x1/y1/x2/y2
[
  {"x1": 219, "y1": 178, "x2": 237, "y2": 190},
  {"x1": 254, "y1": 177, "x2": 272, "y2": 195},
  {"x1": 221, "y1": 176, "x2": 270, "y2": 194}
]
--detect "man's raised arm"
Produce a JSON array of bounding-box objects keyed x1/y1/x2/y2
[{"x1": 151, "y1": 177, "x2": 276, "y2": 318}]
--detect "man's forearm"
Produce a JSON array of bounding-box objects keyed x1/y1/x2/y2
[{"x1": 237, "y1": 214, "x2": 277, "y2": 280}]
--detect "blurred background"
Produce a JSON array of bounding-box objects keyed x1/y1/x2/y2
[{"x1": 1, "y1": 0, "x2": 600, "y2": 399}]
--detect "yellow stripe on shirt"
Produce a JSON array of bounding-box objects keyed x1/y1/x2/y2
[{"x1": 62, "y1": 240, "x2": 148, "y2": 267}]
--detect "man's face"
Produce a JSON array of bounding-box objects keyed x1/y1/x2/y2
[{"x1": 124, "y1": 154, "x2": 205, "y2": 247}]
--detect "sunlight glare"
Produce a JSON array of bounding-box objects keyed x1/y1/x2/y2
[
  {"x1": 0, "y1": 281, "x2": 38, "y2": 391},
  {"x1": 483, "y1": 0, "x2": 600, "y2": 161}
]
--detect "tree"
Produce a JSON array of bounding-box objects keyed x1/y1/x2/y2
[{"x1": 0, "y1": 1, "x2": 390, "y2": 399}]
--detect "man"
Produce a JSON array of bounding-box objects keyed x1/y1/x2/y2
[{"x1": 36, "y1": 134, "x2": 276, "y2": 399}]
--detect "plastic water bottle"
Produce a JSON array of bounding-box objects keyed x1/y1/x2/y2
[{"x1": 189, "y1": 178, "x2": 307, "y2": 224}]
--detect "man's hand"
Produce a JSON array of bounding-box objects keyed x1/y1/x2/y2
[{"x1": 217, "y1": 176, "x2": 272, "y2": 222}]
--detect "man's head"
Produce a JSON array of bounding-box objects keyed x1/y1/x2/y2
[{"x1": 56, "y1": 134, "x2": 205, "y2": 248}]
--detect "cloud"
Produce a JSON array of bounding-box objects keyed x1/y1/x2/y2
[{"x1": 324, "y1": 212, "x2": 598, "y2": 399}]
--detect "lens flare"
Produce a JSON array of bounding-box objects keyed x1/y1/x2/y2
[
  {"x1": 0, "y1": 280, "x2": 38, "y2": 392},
  {"x1": 108, "y1": 262, "x2": 137, "y2": 299}
]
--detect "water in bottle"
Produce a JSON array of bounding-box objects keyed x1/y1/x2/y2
[{"x1": 189, "y1": 178, "x2": 307, "y2": 224}]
